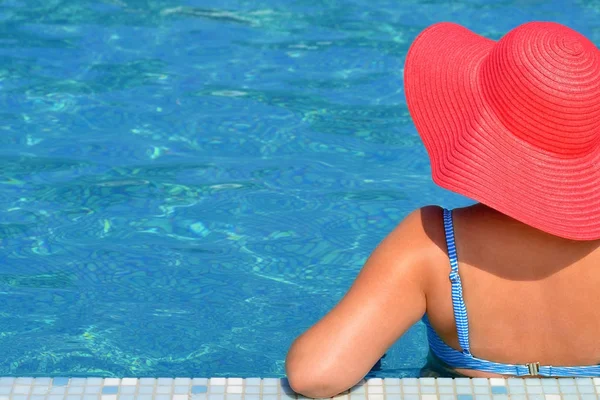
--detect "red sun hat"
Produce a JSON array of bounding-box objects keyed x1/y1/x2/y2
[{"x1": 404, "y1": 22, "x2": 600, "y2": 240}]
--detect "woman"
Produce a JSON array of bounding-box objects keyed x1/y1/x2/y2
[{"x1": 285, "y1": 21, "x2": 600, "y2": 398}]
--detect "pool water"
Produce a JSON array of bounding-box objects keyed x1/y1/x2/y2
[{"x1": 0, "y1": 0, "x2": 597, "y2": 378}]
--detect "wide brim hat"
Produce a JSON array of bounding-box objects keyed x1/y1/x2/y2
[{"x1": 404, "y1": 22, "x2": 600, "y2": 240}]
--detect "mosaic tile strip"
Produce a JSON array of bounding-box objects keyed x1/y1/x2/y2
[{"x1": 1, "y1": 378, "x2": 600, "y2": 400}]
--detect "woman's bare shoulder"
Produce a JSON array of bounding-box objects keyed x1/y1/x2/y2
[
  {"x1": 383, "y1": 205, "x2": 451, "y2": 278},
  {"x1": 391, "y1": 205, "x2": 445, "y2": 246},
  {"x1": 405, "y1": 205, "x2": 448, "y2": 250}
]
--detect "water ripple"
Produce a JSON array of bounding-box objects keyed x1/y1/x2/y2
[{"x1": 0, "y1": 0, "x2": 576, "y2": 378}]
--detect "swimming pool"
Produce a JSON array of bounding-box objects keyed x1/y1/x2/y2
[{"x1": 0, "y1": 0, "x2": 597, "y2": 378}]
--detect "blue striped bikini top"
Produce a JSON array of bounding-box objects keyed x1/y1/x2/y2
[{"x1": 422, "y1": 208, "x2": 600, "y2": 377}]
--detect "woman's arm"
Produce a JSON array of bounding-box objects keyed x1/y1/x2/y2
[{"x1": 285, "y1": 207, "x2": 440, "y2": 398}]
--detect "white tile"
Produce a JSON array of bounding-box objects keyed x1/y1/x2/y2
[
  {"x1": 350, "y1": 385, "x2": 365, "y2": 393},
  {"x1": 101, "y1": 396, "x2": 118, "y2": 400},
  {"x1": 490, "y1": 379, "x2": 506, "y2": 387},
  {"x1": 262, "y1": 386, "x2": 278, "y2": 394},
  {"x1": 559, "y1": 379, "x2": 576, "y2": 386},
  {"x1": 541, "y1": 381, "x2": 558, "y2": 388},
  {"x1": 367, "y1": 379, "x2": 383, "y2": 386},
  {"x1": 579, "y1": 387, "x2": 596, "y2": 394},
  {"x1": 227, "y1": 386, "x2": 243, "y2": 394},
  {"x1": 367, "y1": 395, "x2": 383, "y2": 400},
  {"x1": 510, "y1": 395, "x2": 527, "y2": 400},
  {"x1": 13, "y1": 386, "x2": 30, "y2": 395},
  {"x1": 157, "y1": 386, "x2": 174, "y2": 394},
  {"x1": 104, "y1": 378, "x2": 120, "y2": 386},
  {"x1": 404, "y1": 386, "x2": 419, "y2": 394},
  {"x1": 475, "y1": 386, "x2": 491, "y2": 394},
  {"x1": 210, "y1": 378, "x2": 226, "y2": 386},
  {"x1": 456, "y1": 379, "x2": 472, "y2": 386},
  {"x1": 525, "y1": 380, "x2": 542, "y2": 386},
  {"x1": 367, "y1": 386, "x2": 383, "y2": 394},
  {"x1": 421, "y1": 396, "x2": 438, "y2": 400},
  {"x1": 31, "y1": 386, "x2": 49, "y2": 395},
  {"x1": 542, "y1": 387, "x2": 559, "y2": 395},
  {"x1": 526, "y1": 387, "x2": 543, "y2": 394},
  {"x1": 173, "y1": 395, "x2": 188, "y2": 400},
  {"x1": 245, "y1": 387, "x2": 260, "y2": 395},
  {"x1": 227, "y1": 378, "x2": 243, "y2": 385},
  {"x1": 386, "y1": 386, "x2": 401, "y2": 394},
  {"x1": 121, "y1": 386, "x2": 137, "y2": 394},
  {"x1": 121, "y1": 378, "x2": 138, "y2": 386},
  {"x1": 545, "y1": 395, "x2": 561, "y2": 400},
  {"x1": 457, "y1": 386, "x2": 473, "y2": 394},
  {"x1": 439, "y1": 386, "x2": 453, "y2": 394}
]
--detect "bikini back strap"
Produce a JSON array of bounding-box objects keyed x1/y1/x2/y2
[{"x1": 443, "y1": 208, "x2": 471, "y2": 355}]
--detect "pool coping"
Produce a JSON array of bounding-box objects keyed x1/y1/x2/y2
[{"x1": 1, "y1": 377, "x2": 599, "y2": 400}]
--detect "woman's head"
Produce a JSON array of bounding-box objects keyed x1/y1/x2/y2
[{"x1": 404, "y1": 22, "x2": 600, "y2": 240}]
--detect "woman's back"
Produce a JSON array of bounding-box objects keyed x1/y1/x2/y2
[
  {"x1": 424, "y1": 204, "x2": 600, "y2": 377},
  {"x1": 286, "y1": 21, "x2": 600, "y2": 398}
]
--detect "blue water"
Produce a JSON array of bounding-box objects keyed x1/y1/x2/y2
[{"x1": 0, "y1": 0, "x2": 597, "y2": 378}]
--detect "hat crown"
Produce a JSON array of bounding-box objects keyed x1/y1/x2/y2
[{"x1": 480, "y1": 22, "x2": 600, "y2": 156}]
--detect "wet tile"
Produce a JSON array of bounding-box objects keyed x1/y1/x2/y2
[
  {"x1": 192, "y1": 386, "x2": 208, "y2": 394},
  {"x1": 491, "y1": 387, "x2": 507, "y2": 395},
  {"x1": 53, "y1": 378, "x2": 69, "y2": 386},
  {"x1": 102, "y1": 386, "x2": 119, "y2": 394}
]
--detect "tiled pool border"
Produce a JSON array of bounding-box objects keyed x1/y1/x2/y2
[{"x1": 1, "y1": 377, "x2": 600, "y2": 400}]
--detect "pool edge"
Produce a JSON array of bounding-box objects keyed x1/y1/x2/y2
[{"x1": 0, "y1": 376, "x2": 598, "y2": 399}]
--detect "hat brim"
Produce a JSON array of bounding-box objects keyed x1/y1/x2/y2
[{"x1": 405, "y1": 22, "x2": 600, "y2": 240}]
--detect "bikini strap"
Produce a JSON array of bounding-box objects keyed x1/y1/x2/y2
[{"x1": 443, "y1": 208, "x2": 471, "y2": 355}]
